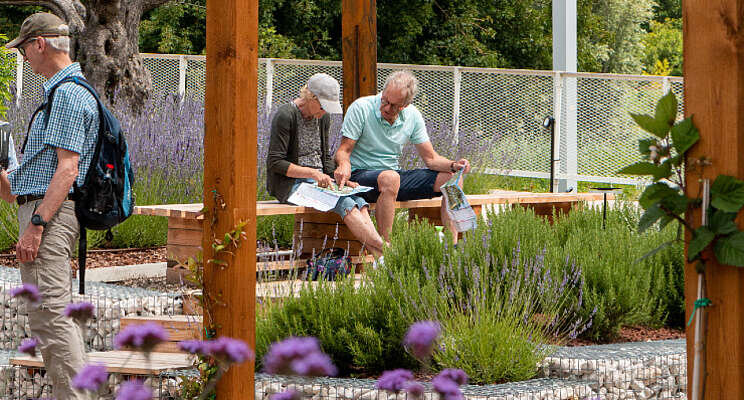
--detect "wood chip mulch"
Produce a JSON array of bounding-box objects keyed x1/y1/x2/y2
[
  {"x1": 565, "y1": 325, "x2": 685, "y2": 346},
  {"x1": 0, "y1": 246, "x2": 167, "y2": 270}
]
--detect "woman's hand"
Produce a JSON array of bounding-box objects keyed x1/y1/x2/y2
[{"x1": 314, "y1": 171, "x2": 334, "y2": 188}]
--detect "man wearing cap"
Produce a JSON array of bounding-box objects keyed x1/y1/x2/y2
[
  {"x1": 1, "y1": 12, "x2": 98, "y2": 400},
  {"x1": 267, "y1": 73, "x2": 386, "y2": 257},
  {"x1": 334, "y1": 70, "x2": 471, "y2": 242}
]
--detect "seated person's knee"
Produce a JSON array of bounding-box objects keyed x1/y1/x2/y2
[{"x1": 377, "y1": 171, "x2": 401, "y2": 193}]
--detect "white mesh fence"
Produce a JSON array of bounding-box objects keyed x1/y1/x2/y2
[{"x1": 8, "y1": 51, "x2": 684, "y2": 186}]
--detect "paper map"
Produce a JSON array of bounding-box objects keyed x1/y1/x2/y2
[
  {"x1": 287, "y1": 182, "x2": 372, "y2": 212},
  {"x1": 441, "y1": 170, "x2": 477, "y2": 232}
]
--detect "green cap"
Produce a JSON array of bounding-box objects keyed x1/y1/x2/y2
[{"x1": 5, "y1": 13, "x2": 70, "y2": 49}]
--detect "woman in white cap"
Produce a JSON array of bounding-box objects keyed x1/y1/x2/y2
[{"x1": 267, "y1": 73, "x2": 386, "y2": 257}]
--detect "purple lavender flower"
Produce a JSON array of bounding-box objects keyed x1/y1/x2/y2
[
  {"x1": 270, "y1": 390, "x2": 301, "y2": 400},
  {"x1": 64, "y1": 301, "x2": 95, "y2": 323},
  {"x1": 205, "y1": 337, "x2": 254, "y2": 364},
  {"x1": 114, "y1": 322, "x2": 169, "y2": 353},
  {"x1": 431, "y1": 374, "x2": 463, "y2": 400},
  {"x1": 376, "y1": 369, "x2": 413, "y2": 392},
  {"x1": 115, "y1": 380, "x2": 152, "y2": 400},
  {"x1": 10, "y1": 283, "x2": 41, "y2": 304},
  {"x1": 404, "y1": 381, "x2": 425, "y2": 398},
  {"x1": 72, "y1": 364, "x2": 108, "y2": 391},
  {"x1": 178, "y1": 339, "x2": 207, "y2": 355},
  {"x1": 263, "y1": 336, "x2": 337, "y2": 377},
  {"x1": 403, "y1": 320, "x2": 441, "y2": 359},
  {"x1": 436, "y1": 368, "x2": 468, "y2": 386},
  {"x1": 18, "y1": 337, "x2": 38, "y2": 357}
]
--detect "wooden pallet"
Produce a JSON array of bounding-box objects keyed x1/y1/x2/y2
[{"x1": 11, "y1": 351, "x2": 193, "y2": 375}]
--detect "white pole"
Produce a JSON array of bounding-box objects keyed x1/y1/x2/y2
[
  {"x1": 15, "y1": 50, "x2": 23, "y2": 106},
  {"x1": 452, "y1": 66, "x2": 462, "y2": 146},
  {"x1": 552, "y1": 71, "x2": 563, "y2": 193},
  {"x1": 553, "y1": 0, "x2": 578, "y2": 192},
  {"x1": 178, "y1": 55, "x2": 187, "y2": 99},
  {"x1": 265, "y1": 59, "x2": 274, "y2": 113}
]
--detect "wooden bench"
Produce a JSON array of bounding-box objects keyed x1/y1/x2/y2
[
  {"x1": 11, "y1": 350, "x2": 193, "y2": 375},
  {"x1": 120, "y1": 315, "x2": 202, "y2": 353},
  {"x1": 134, "y1": 191, "x2": 610, "y2": 279}
]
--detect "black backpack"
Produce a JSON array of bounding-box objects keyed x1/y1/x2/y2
[{"x1": 24, "y1": 76, "x2": 135, "y2": 294}]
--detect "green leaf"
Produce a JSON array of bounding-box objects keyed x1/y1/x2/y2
[
  {"x1": 639, "y1": 183, "x2": 679, "y2": 209},
  {"x1": 638, "y1": 138, "x2": 656, "y2": 155},
  {"x1": 710, "y1": 210, "x2": 739, "y2": 235},
  {"x1": 660, "y1": 192, "x2": 689, "y2": 215},
  {"x1": 711, "y1": 175, "x2": 744, "y2": 212},
  {"x1": 618, "y1": 162, "x2": 671, "y2": 180},
  {"x1": 714, "y1": 231, "x2": 744, "y2": 267},
  {"x1": 658, "y1": 214, "x2": 674, "y2": 231},
  {"x1": 688, "y1": 226, "x2": 714, "y2": 261},
  {"x1": 638, "y1": 204, "x2": 665, "y2": 233},
  {"x1": 670, "y1": 117, "x2": 700, "y2": 154},
  {"x1": 630, "y1": 113, "x2": 671, "y2": 138},
  {"x1": 653, "y1": 160, "x2": 673, "y2": 181},
  {"x1": 655, "y1": 91, "x2": 678, "y2": 126}
]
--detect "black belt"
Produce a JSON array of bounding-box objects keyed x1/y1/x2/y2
[{"x1": 16, "y1": 194, "x2": 73, "y2": 206}]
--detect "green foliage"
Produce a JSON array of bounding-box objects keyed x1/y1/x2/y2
[
  {"x1": 642, "y1": 18, "x2": 683, "y2": 76},
  {"x1": 140, "y1": 1, "x2": 206, "y2": 54},
  {"x1": 0, "y1": 33, "x2": 15, "y2": 120}
]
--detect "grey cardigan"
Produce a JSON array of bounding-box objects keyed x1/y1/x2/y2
[{"x1": 266, "y1": 103, "x2": 335, "y2": 203}]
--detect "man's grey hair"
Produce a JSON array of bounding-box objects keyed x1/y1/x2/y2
[
  {"x1": 44, "y1": 36, "x2": 70, "y2": 54},
  {"x1": 383, "y1": 70, "x2": 419, "y2": 105}
]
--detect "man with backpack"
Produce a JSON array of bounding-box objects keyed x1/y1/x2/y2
[{"x1": 1, "y1": 13, "x2": 99, "y2": 400}]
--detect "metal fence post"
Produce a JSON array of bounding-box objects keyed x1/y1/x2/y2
[
  {"x1": 452, "y1": 66, "x2": 462, "y2": 146},
  {"x1": 662, "y1": 76, "x2": 671, "y2": 95},
  {"x1": 265, "y1": 59, "x2": 274, "y2": 112},
  {"x1": 552, "y1": 71, "x2": 563, "y2": 193},
  {"x1": 178, "y1": 55, "x2": 187, "y2": 99},
  {"x1": 15, "y1": 50, "x2": 23, "y2": 106},
  {"x1": 558, "y1": 72, "x2": 578, "y2": 192}
]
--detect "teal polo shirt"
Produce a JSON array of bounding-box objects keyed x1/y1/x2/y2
[{"x1": 341, "y1": 94, "x2": 429, "y2": 171}]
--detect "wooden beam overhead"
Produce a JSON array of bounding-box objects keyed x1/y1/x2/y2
[
  {"x1": 342, "y1": 0, "x2": 377, "y2": 112},
  {"x1": 204, "y1": 0, "x2": 258, "y2": 397},
  {"x1": 684, "y1": 0, "x2": 744, "y2": 397}
]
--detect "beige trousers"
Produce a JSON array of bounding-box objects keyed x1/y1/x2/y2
[{"x1": 18, "y1": 200, "x2": 91, "y2": 400}]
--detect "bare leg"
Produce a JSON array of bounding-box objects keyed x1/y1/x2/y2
[
  {"x1": 433, "y1": 171, "x2": 459, "y2": 244},
  {"x1": 343, "y1": 207, "x2": 385, "y2": 257},
  {"x1": 375, "y1": 170, "x2": 401, "y2": 241}
]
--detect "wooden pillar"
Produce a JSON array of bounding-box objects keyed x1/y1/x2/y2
[
  {"x1": 684, "y1": 1, "x2": 744, "y2": 397},
  {"x1": 204, "y1": 0, "x2": 258, "y2": 397},
  {"x1": 342, "y1": 0, "x2": 377, "y2": 111}
]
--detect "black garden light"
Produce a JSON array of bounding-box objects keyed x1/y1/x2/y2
[
  {"x1": 543, "y1": 116, "x2": 556, "y2": 193},
  {"x1": 590, "y1": 186, "x2": 622, "y2": 229}
]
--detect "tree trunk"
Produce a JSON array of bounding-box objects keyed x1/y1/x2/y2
[{"x1": 0, "y1": 0, "x2": 171, "y2": 111}]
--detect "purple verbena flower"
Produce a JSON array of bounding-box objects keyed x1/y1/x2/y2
[
  {"x1": 116, "y1": 380, "x2": 152, "y2": 400},
  {"x1": 431, "y1": 375, "x2": 463, "y2": 400},
  {"x1": 270, "y1": 390, "x2": 301, "y2": 400},
  {"x1": 178, "y1": 339, "x2": 207, "y2": 355},
  {"x1": 205, "y1": 337, "x2": 255, "y2": 364},
  {"x1": 72, "y1": 364, "x2": 108, "y2": 391},
  {"x1": 263, "y1": 336, "x2": 337, "y2": 377},
  {"x1": 10, "y1": 283, "x2": 40, "y2": 304},
  {"x1": 403, "y1": 320, "x2": 441, "y2": 359},
  {"x1": 436, "y1": 368, "x2": 468, "y2": 386},
  {"x1": 18, "y1": 337, "x2": 38, "y2": 357},
  {"x1": 376, "y1": 369, "x2": 413, "y2": 392},
  {"x1": 114, "y1": 322, "x2": 169, "y2": 353},
  {"x1": 64, "y1": 301, "x2": 95, "y2": 323},
  {"x1": 404, "y1": 381, "x2": 425, "y2": 398},
  {"x1": 289, "y1": 351, "x2": 337, "y2": 377}
]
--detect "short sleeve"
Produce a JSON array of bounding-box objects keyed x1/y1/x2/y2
[
  {"x1": 409, "y1": 109, "x2": 429, "y2": 144},
  {"x1": 340, "y1": 100, "x2": 366, "y2": 140},
  {"x1": 43, "y1": 86, "x2": 92, "y2": 154}
]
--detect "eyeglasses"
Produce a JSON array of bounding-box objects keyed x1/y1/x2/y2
[
  {"x1": 17, "y1": 38, "x2": 38, "y2": 57},
  {"x1": 381, "y1": 97, "x2": 406, "y2": 111}
]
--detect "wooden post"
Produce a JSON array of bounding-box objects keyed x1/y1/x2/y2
[
  {"x1": 204, "y1": 0, "x2": 258, "y2": 397},
  {"x1": 342, "y1": 0, "x2": 377, "y2": 111},
  {"x1": 684, "y1": 1, "x2": 744, "y2": 397}
]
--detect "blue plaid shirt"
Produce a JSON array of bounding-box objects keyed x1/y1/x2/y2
[{"x1": 10, "y1": 63, "x2": 99, "y2": 196}]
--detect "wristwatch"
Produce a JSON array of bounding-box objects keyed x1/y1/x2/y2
[{"x1": 31, "y1": 214, "x2": 47, "y2": 228}]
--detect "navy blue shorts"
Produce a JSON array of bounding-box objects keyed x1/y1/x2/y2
[{"x1": 350, "y1": 169, "x2": 441, "y2": 202}]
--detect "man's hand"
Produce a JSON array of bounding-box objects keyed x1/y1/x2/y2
[
  {"x1": 16, "y1": 224, "x2": 42, "y2": 263},
  {"x1": 346, "y1": 181, "x2": 359, "y2": 188},
  {"x1": 334, "y1": 163, "x2": 352, "y2": 189},
  {"x1": 313, "y1": 170, "x2": 333, "y2": 188},
  {"x1": 452, "y1": 159, "x2": 471, "y2": 173}
]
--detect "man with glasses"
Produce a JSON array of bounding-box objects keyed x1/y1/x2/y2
[
  {"x1": 2, "y1": 12, "x2": 98, "y2": 400},
  {"x1": 334, "y1": 70, "x2": 470, "y2": 243}
]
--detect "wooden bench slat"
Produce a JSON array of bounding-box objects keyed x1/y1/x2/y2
[{"x1": 11, "y1": 351, "x2": 193, "y2": 374}]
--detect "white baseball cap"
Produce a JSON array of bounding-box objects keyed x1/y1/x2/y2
[{"x1": 307, "y1": 73, "x2": 343, "y2": 114}]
